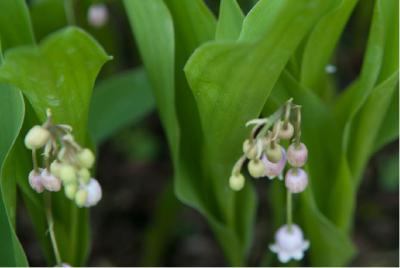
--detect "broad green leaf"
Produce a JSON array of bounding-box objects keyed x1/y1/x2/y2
[
  {"x1": 0, "y1": 0, "x2": 35, "y2": 51},
  {"x1": 215, "y1": 0, "x2": 244, "y2": 40},
  {"x1": 89, "y1": 68, "x2": 155, "y2": 144},
  {"x1": 0, "y1": 26, "x2": 109, "y2": 266},
  {"x1": 185, "y1": 0, "x2": 334, "y2": 264},
  {"x1": 0, "y1": 85, "x2": 28, "y2": 266},
  {"x1": 300, "y1": 0, "x2": 358, "y2": 95},
  {"x1": 373, "y1": 89, "x2": 399, "y2": 152}
]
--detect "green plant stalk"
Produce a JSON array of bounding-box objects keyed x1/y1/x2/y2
[
  {"x1": 64, "y1": 0, "x2": 76, "y2": 25},
  {"x1": 287, "y1": 190, "x2": 292, "y2": 232},
  {"x1": 32, "y1": 149, "x2": 39, "y2": 172},
  {"x1": 45, "y1": 193, "x2": 62, "y2": 266}
]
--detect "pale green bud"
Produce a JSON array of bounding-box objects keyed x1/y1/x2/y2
[
  {"x1": 60, "y1": 164, "x2": 76, "y2": 184},
  {"x1": 24, "y1": 125, "x2": 50, "y2": 150},
  {"x1": 75, "y1": 189, "x2": 88, "y2": 207},
  {"x1": 50, "y1": 161, "x2": 62, "y2": 178},
  {"x1": 266, "y1": 144, "x2": 283, "y2": 163},
  {"x1": 64, "y1": 183, "x2": 78, "y2": 200},
  {"x1": 77, "y1": 149, "x2": 95, "y2": 168},
  {"x1": 278, "y1": 121, "x2": 294, "y2": 140},
  {"x1": 77, "y1": 168, "x2": 91, "y2": 184},
  {"x1": 248, "y1": 159, "x2": 266, "y2": 178},
  {"x1": 243, "y1": 139, "x2": 258, "y2": 160},
  {"x1": 229, "y1": 173, "x2": 245, "y2": 191}
]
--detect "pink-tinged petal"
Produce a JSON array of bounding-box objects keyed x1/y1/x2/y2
[
  {"x1": 287, "y1": 143, "x2": 308, "y2": 167},
  {"x1": 285, "y1": 168, "x2": 308, "y2": 193},
  {"x1": 41, "y1": 170, "x2": 61, "y2": 192},
  {"x1": 262, "y1": 148, "x2": 287, "y2": 179},
  {"x1": 28, "y1": 169, "x2": 44, "y2": 193}
]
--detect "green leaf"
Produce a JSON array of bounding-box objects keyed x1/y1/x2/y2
[
  {"x1": 373, "y1": 89, "x2": 399, "y2": 152},
  {"x1": 299, "y1": 190, "x2": 356, "y2": 266},
  {"x1": 0, "y1": 26, "x2": 109, "y2": 266},
  {"x1": 334, "y1": 0, "x2": 396, "y2": 134},
  {"x1": 124, "y1": 1, "x2": 231, "y2": 262},
  {"x1": 0, "y1": 0, "x2": 35, "y2": 51},
  {"x1": 0, "y1": 84, "x2": 28, "y2": 266},
  {"x1": 123, "y1": 0, "x2": 179, "y2": 160},
  {"x1": 215, "y1": 0, "x2": 244, "y2": 41},
  {"x1": 300, "y1": 0, "x2": 358, "y2": 95},
  {"x1": 348, "y1": 71, "x2": 399, "y2": 185},
  {"x1": 89, "y1": 68, "x2": 155, "y2": 144},
  {"x1": 29, "y1": 0, "x2": 68, "y2": 41}
]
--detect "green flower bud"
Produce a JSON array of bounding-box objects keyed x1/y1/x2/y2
[
  {"x1": 50, "y1": 161, "x2": 62, "y2": 178},
  {"x1": 266, "y1": 144, "x2": 283, "y2": 163},
  {"x1": 77, "y1": 149, "x2": 95, "y2": 168},
  {"x1": 60, "y1": 164, "x2": 76, "y2": 184},
  {"x1": 75, "y1": 189, "x2": 88, "y2": 207},
  {"x1": 78, "y1": 168, "x2": 91, "y2": 184},
  {"x1": 248, "y1": 159, "x2": 266, "y2": 178},
  {"x1": 243, "y1": 139, "x2": 258, "y2": 160},
  {"x1": 278, "y1": 121, "x2": 294, "y2": 140},
  {"x1": 24, "y1": 125, "x2": 50, "y2": 150},
  {"x1": 64, "y1": 183, "x2": 78, "y2": 200},
  {"x1": 229, "y1": 173, "x2": 245, "y2": 191}
]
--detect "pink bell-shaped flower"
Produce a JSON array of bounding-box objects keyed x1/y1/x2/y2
[
  {"x1": 28, "y1": 169, "x2": 45, "y2": 193},
  {"x1": 261, "y1": 148, "x2": 287, "y2": 179}
]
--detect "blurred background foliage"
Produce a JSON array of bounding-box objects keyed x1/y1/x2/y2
[{"x1": 0, "y1": 0, "x2": 397, "y2": 266}]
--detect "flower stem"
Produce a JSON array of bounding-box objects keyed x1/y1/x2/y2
[
  {"x1": 287, "y1": 190, "x2": 292, "y2": 232},
  {"x1": 293, "y1": 105, "x2": 302, "y2": 147},
  {"x1": 45, "y1": 193, "x2": 62, "y2": 266},
  {"x1": 32, "y1": 149, "x2": 39, "y2": 173},
  {"x1": 64, "y1": 0, "x2": 76, "y2": 25}
]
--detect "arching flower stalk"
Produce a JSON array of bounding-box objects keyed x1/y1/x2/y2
[
  {"x1": 24, "y1": 109, "x2": 102, "y2": 266},
  {"x1": 228, "y1": 99, "x2": 310, "y2": 263}
]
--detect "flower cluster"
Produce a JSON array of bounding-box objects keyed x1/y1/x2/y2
[
  {"x1": 25, "y1": 109, "x2": 102, "y2": 208},
  {"x1": 228, "y1": 99, "x2": 310, "y2": 263}
]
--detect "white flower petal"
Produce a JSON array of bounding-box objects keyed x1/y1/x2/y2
[
  {"x1": 84, "y1": 178, "x2": 102, "y2": 207},
  {"x1": 292, "y1": 250, "x2": 304, "y2": 260},
  {"x1": 269, "y1": 244, "x2": 278, "y2": 253},
  {"x1": 278, "y1": 252, "x2": 291, "y2": 263},
  {"x1": 302, "y1": 240, "x2": 310, "y2": 250}
]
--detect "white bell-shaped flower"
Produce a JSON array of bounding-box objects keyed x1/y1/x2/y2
[
  {"x1": 269, "y1": 224, "x2": 309, "y2": 263},
  {"x1": 28, "y1": 169, "x2": 45, "y2": 193},
  {"x1": 84, "y1": 178, "x2": 102, "y2": 207}
]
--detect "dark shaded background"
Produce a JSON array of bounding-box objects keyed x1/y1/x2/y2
[{"x1": 17, "y1": 0, "x2": 399, "y2": 266}]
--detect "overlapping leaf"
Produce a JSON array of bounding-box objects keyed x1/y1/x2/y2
[
  {"x1": 0, "y1": 85, "x2": 28, "y2": 266},
  {"x1": 0, "y1": 0, "x2": 35, "y2": 51}
]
